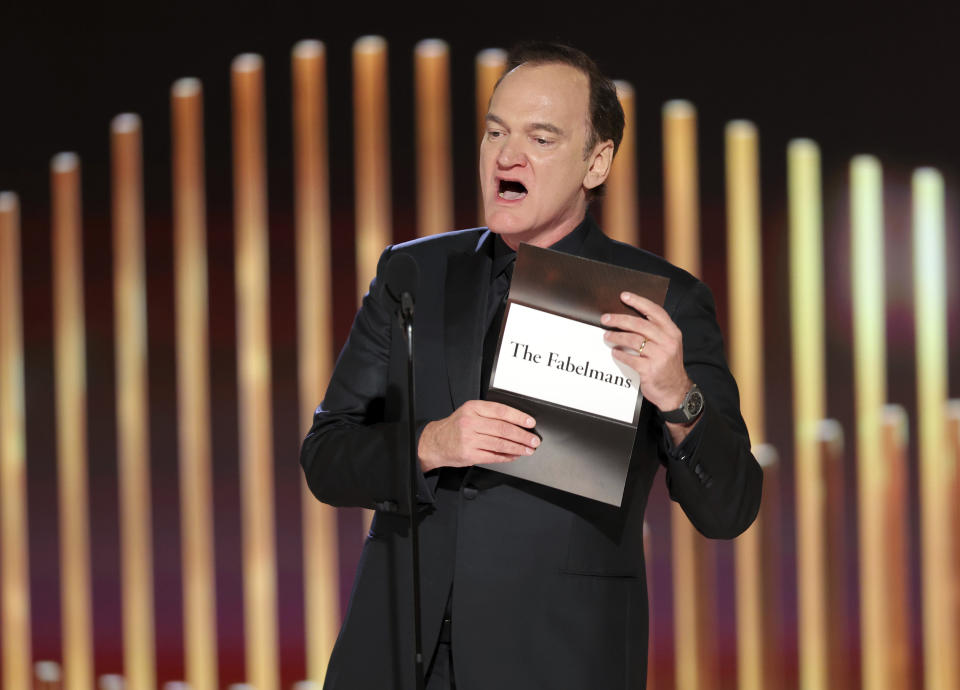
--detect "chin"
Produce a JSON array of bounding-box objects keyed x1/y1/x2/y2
[{"x1": 484, "y1": 209, "x2": 531, "y2": 237}]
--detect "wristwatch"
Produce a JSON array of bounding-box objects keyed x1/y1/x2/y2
[{"x1": 660, "y1": 383, "x2": 705, "y2": 425}]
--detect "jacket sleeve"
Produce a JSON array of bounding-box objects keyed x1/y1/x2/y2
[
  {"x1": 660, "y1": 279, "x2": 763, "y2": 539},
  {"x1": 299, "y1": 247, "x2": 432, "y2": 514}
]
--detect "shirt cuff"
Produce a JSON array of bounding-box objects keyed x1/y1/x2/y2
[
  {"x1": 414, "y1": 420, "x2": 436, "y2": 504},
  {"x1": 661, "y1": 415, "x2": 706, "y2": 465}
]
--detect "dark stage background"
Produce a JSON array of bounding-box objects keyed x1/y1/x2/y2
[{"x1": 2, "y1": 3, "x2": 959, "y2": 687}]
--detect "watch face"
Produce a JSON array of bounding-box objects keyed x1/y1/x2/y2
[{"x1": 686, "y1": 390, "x2": 704, "y2": 417}]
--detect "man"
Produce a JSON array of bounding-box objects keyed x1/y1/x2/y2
[{"x1": 301, "y1": 42, "x2": 762, "y2": 689}]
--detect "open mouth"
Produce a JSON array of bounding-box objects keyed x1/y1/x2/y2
[{"x1": 498, "y1": 179, "x2": 527, "y2": 201}]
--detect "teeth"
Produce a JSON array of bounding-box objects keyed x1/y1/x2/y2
[{"x1": 498, "y1": 178, "x2": 527, "y2": 200}]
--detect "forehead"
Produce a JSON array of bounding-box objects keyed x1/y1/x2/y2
[{"x1": 489, "y1": 62, "x2": 591, "y2": 129}]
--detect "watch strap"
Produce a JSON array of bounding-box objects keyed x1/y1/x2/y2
[{"x1": 660, "y1": 384, "x2": 704, "y2": 424}]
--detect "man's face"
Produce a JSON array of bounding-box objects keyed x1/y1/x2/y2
[{"x1": 479, "y1": 62, "x2": 609, "y2": 248}]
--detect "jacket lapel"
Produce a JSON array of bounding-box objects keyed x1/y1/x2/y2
[
  {"x1": 442, "y1": 219, "x2": 610, "y2": 409},
  {"x1": 444, "y1": 232, "x2": 492, "y2": 409},
  {"x1": 579, "y1": 214, "x2": 615, "y2": 264}
]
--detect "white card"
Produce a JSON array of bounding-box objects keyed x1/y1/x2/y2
[{"x1": 491, "y1": 303, "x2": 642, "y2": 423}]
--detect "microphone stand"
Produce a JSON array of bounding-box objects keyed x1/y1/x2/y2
[{"x1": 399, "y1": 292, "x2": 425, "y2": 690}]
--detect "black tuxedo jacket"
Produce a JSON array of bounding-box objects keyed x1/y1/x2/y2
[{"x1": 301, "y1": 216, "x2": 762, "y2": 689}]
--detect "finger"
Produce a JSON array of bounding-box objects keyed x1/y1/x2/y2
[
  {"x1": 471, "y1": 400, "x2": 536, "y2": 427},
  {"x1": 611, "y1": 347, "x2": 648, "y2": 375},
  {"x1": 603, "y1": 329, "x2": 651, "y2": 355},
  {"x1": 619, "y1": 292, "x2": 673, "y2": 328},
  {"x1": 600, "y1": 311, "x2": 659, "y2": 339},
  {"x1": 475, "y1": 418, "x2": 541, "y2": 448},
  {"x1": 475, "y1": 435, "x2": 536, "y2": 457},
  {"x1": 471, "y1": 450, "x2": 519, "y2": 465}
]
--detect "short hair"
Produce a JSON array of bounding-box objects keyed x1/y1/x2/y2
[{"x1": 500, "y1": 42, "x2": 625, "y2": 198}]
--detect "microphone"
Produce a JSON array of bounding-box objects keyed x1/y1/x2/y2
[
  {"x1": 383, "y1": 250, "x2": 425, "y2": 689},
  {"x1": 384, "y1": 252, "x2": 419, "y2": 320}
]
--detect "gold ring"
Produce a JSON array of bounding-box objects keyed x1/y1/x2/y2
[{"x1": 638, "y1": 338, "x2": 647, "y2": 354}]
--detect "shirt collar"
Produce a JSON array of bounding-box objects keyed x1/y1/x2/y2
[
  {"x1": 547, "y1": 215, "x2": 591, "y2": 256},
  {"x1": 489, "y1": 214, "x2": 593, "y2": 278}
]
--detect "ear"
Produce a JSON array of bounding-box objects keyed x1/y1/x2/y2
[{"x1": 583, "y1": 139, "x2": 615, "y2": 190}]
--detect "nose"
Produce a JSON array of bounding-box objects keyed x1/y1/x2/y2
[{"x1": 496, "y1": 137, "x2": 526, "y2": 169}]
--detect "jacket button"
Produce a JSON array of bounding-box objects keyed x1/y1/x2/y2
[
  {"x1": 693, "y1": 464, "x2": 712, "y2": 486},
  {"x1": 462, "y1": 485, "x2": 479, "y2": 500}
]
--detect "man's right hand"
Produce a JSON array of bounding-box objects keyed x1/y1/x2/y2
[{"x1": 418, "y1": 400, "x2": 540, "y2": 472}]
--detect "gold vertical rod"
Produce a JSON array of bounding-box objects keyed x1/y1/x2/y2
[
  {"x1": 735, "y1": 445, "x2": 783, "y2": 689},
  {"x1": 725, "y1": 121, "x2": 764, "y2": 440},
  {"x1": 292, "y1": 39, "x2": 340, "y2": 684},
  {"x1": 231, "y1": 53, "x2": 279, "y2": 690},
  {"x1": 475, "y1": 48, "x2": 507, "y2": 226},
  {"x1": 415, "y1": 39, "x2": 453, "y2": 238},
  {"x1": 663, "y1": 101, "x2": 700, "y2": 274},
  {"x1": 605, "y1": 81, "x2": 638, "y2": 246},
  {"x1": 819, "y1": 421, "x2": 850, "y2": 688},
  {"x1": 171, "y1": 77, "x2": 218, "y2": 690},
  {"x1": 111, "y1": 113, "x2": 156, "y2": 690},
  {"x1": 881, "y1": 404, "x2": 912, "y2": 688},
  {"x1": 788, "y1": 138, "x2": 827, "y2": 690},
  {"x1": 850, "y1": 154, "x2": 891, "y2": 690},
  {"x1": 353, "y1": 35, "x2": 392, "y2": 301},
  {"x1": 725, "y1": 120, "x2": 771, "y2": 690},
  {"x1": 663, "y1": 99, "x2": 717, "y2": 690},
  {"x1": 0, "y1": 191, "x2": 32, "y2": 690},
  {"x1": 949, "y1": 400, "x2": 960, "y2": 665},
  {"x1": 951, "y1": 399, "x2": 960, "y2": 458},
  {"x1": 51, "y1": 153, "x2": 95, "y2": 690},
  {"x1": 353, "y1": 36, "x2": 391, "y2": 536},
  {"x1": 643, "y1": 522, "x2": 656, "y2": 690},
  {"x1": 757, "y1": 446, "x2": 784, "y2": 688},
  {"x1": 951, "y1": 401, "x2": 960, "y2": 661},
  {"x1": 912, "y1": 167, "x2": 957, "y2": 690}
]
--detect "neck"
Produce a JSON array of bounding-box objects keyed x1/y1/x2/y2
[{"x1": 500, "y1": 212, "x2": 587, "y2": 251}]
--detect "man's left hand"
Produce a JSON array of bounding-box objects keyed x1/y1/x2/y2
[{"x1": 602, "y1": 292, "x2": 696, "y2": 442}]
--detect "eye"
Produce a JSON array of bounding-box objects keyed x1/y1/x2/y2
[
  {"x1": 487, "y1": 129, "x2": 504, "y2": 140},
  {"x1": 533, "y1": 135, "x2": 553, "y2": 146}
]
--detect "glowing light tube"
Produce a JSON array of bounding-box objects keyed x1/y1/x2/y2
[
  {"x1": 475, "y1": 48, "x2": 506, "y2": 226},
  {"x1": 353, "y1": 36, "x2": 392, "y2": 539},
  {"x1": 605, "y1": 81, "x2": 638, "y2": 247},
  {"x1": 0, "y1": 191, "x2": 32, "y2": 690},
  {"x1": 353, "y1": 35, "x2": 392, "y2": 302},
  {"x1": 850, "y1": 154, "x2": 907, "y2": 690},
  {"x1": 663, "y1": 99, "x2": 718, "y2": 690},
  {"x1": 881, "y1": 404, "x2": 912, "y2": 688},
  {"x1": 415, "y1": 39, "x2": 453, "y2": 238},
  {"x1": 819, "y1": 420, "x2": 851, "y2": 688},
  {"x1": 171, "y1": 77, "x2": 218, "y2": 690},
  {"x1": 788, "y1": 138, "x2": 828, "y2": 690},
  {"x1": 725, "y1": 119, "x2": 777, "y2": 690},
  {"x1": 292, "y1": 39, "x2": 341, "y2": 685},
  {"x1": 663, "y1": 101, "x2": 700, "y2": 275},
  {"x1": 912, "y1": 167, "x2": 957, "y2": 690},
  {"x1": 727, "y1": 119, "x2": 764, "y2": 689},
  {"x1": 111, "y1": 112, "x2": 157, "y2": 690},
  {"x1": 232, "y1": 53, "x2": 279, "y2": 690},
  {"x1": 51, "y1": 152, "x2": 95, "y2": 690}
]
